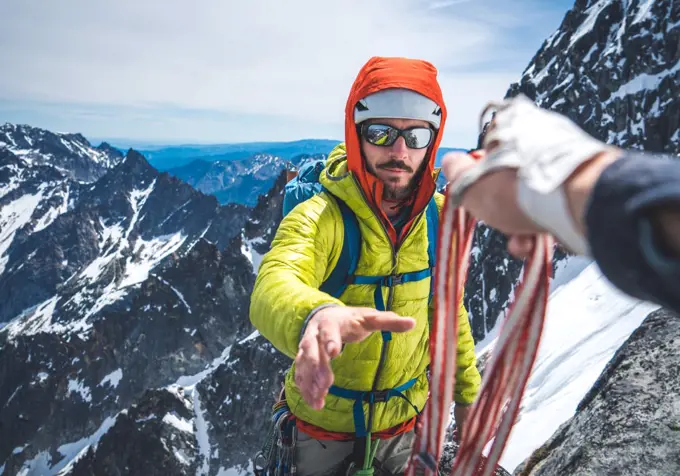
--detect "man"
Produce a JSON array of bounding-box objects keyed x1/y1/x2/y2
[
  {"x1": 250, "y1": 56, "x2": 481, "y2": 475},
  {"x1": 441, "y1": 94, "x2": 680, "y2": 315}
]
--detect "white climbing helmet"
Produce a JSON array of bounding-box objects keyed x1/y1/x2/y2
[{"x1": 354, "y1": 88, "x2": 443, "y2": 130}]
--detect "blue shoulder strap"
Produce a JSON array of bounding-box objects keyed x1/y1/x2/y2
[
  {"x1": 425, "y1": 197, "x2": 439, "y2": 300},
  {"x1": 319, "y1": 194, "x2": 437, "y2": 301},
  {"x1": 318, "y1": 194, "x2": 360, "y2": 299}
]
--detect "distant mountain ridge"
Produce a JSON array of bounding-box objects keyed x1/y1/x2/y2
[
  {"x1": 104, "y1": 139, "x2": 469, "y2": 172},
  {"x1": 113, "y1": 140, "x2": 467, "y2": 172},
  {"x1": 131, "y1": 139, "x2": 342, "y2": 170},
  {"x1": 159, "y1": 144, "x2": 467, "y2": 206},
  {"x1": 166, "y1": 153, "x2": 325, "y2": 207}
]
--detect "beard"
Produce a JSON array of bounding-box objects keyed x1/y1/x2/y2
[
  {"x1": 371, "y1": 158, "x2": 427, "y2": 200},
  {"x1": 382, "y1": 178, "x2": 414, "y2": 200}
]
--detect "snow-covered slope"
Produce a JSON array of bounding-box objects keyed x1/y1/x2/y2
[
  {"x1": 478, "y1": 257, "x2": 660, "y2": 471},
  {"x1": 0, "y1": 140, "x2": 259, "y2": 474},
  {"x1": 515, "y1": 307, "x2": 680, "y2": 475},
  {"x1": 476, "y1": 0, "x2": 680, "y2": 471}
]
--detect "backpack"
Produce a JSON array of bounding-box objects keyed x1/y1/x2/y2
[{"x1": 282, "y1": 158, "x2": 439, "y2": 305}]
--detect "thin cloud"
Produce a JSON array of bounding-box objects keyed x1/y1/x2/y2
[
  {"x1": 428, "y1": 0, "x2": 476, "y2": 10},
  {"x1": 0, "y1": 0, "x2": 572, "y2": 146}
]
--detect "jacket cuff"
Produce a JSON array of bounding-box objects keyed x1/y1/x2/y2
[
  {"x1": 585, "y1": 152, "x2": 680, "y2": 311},
  {"x1": 298, "y1": 303, "x2": 341, "y2": 344}
]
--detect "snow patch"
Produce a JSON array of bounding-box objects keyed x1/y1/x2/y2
[
  {"x1": 156, "y1": 276, "x2": 192, "y2": 314},
  {"x1": 3, "y1": 295, "x2": 60, "y2": 339},
  {"x1": 119, "y1": 231, "x2": 187, "y2": 288},
  {"x1": 33, "y1": 185, "x2": 70, "y2": 232},
  {"x1": 531, "y1": 56, "x2": 558, "y2": 85},
  {"x1": 99, "y1": 368, "x2": 123, "y2": 388},
  {"x1": 0, "y1": 188, "x2": 45, "y2": 275},
  {"x1": 239, "y1": 329, "x2": 260, "y2": 344},
  {"x1": 174, "y1": 344, "x2": 233, "y2": 388},
  {"x1": 0, "y1": 164, "x2": 23, "y2": 199},
  {"x1": 216, "y1": 461, "x2": 255, "y2": 475},
  {"x1": 163, "y1": 412, "x2": 193, "y2": 433},
  {"x1": 570, "y1": 0, "x2": 611, "y2": 47},
  {"x1": 53, "y1": 414, "x2": 119, "y2": 475},
  {"x1": 610, "y1": 61, "x2": 680, "y2": 99},
  {"x1": 194, "y1": 389, "x2": 211, "y2": 475},
  {"x1": 67, "y1": 378, "x2": 93, "y2": 403},
  {"x1": 632, "y1": 0, "x2": 655, "y2": 25},
  {"x1": 16, "y1": 414, "x2": 119, "y2": 475},
  {"x1": 241, "y1": 235, "x2": 265, "y2": 274}
]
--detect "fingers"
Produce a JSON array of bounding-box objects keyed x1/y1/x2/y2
[
  {"x1": 319, "y1": 320, "x2": 343, "y2": 359},
  {"x1": 295, "y1": 327, "x2": 321, "y2": 409},
  {"x1": 294, "y1": 308, "x2": 416, "y2": 410},
  {"x1": 441, "y1": 151, "x2": 477, "y2": 184},
  {"x1": 506, "y1": 235, "x2": 536, "y2": 260},
  {"x1": 361, "y1": 310, "x2": 416, "y2": 333},
  {"x1": 295, "y1": 318, "x2": 340, "y2": 410}
]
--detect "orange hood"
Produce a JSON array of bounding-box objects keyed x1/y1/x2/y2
[{"x1": 344, "y1": 56, "x2": 447, "y2": 244}]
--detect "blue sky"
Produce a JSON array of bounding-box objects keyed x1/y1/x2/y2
[{"x1": 0, "y1": 0, "x2": 575, "y2": 148}]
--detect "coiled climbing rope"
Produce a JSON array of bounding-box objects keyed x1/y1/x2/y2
[{"x1": 406, "y1": 179, "x2": 554, "y2": 476}]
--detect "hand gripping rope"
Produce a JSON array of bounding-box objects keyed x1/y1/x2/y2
[{"x1": 405, "y1": 156, "x2": 555, "y2": 476}]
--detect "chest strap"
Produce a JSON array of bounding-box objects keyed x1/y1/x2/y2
[
  {"x1": 350, "y1": 267, "x2": 433, "y2": 345},
  {"x1": 328, "y1": 376, "x2": 421, "y2": 438}
]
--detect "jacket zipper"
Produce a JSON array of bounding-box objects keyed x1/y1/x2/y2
[{"x1": 349, "y1": 175, "x2": 430, "y2": 434}]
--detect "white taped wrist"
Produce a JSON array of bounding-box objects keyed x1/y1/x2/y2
[{"x1": 451, "y1": 95, "x2": 610, "y2": 256}]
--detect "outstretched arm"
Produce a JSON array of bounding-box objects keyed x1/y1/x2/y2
[{"x1": 249, "y1": 197, "x2": 344, "y2": 359}]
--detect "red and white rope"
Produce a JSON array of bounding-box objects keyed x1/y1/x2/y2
[{"x1": 406, "y1": 187, "x2": 554, "y2": 476}]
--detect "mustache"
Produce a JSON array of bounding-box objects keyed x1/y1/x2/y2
[{"x1": 377, "y1": 160, "x2": 413, "y2": 173}]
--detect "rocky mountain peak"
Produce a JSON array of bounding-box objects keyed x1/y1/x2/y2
[
  {"x1": 0, "y1": 122, "x2": 124, "y2": 182},
  {"x1": 507, "y1": 0, "x2": 680, "y2": 153}
]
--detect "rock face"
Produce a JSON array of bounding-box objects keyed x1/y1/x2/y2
[
  {"x1": 464, "y1": 226, "x2": 525, "y2": 342},
  {"x1": 482, "y1": 0, "x2": 680, "y2": 472},
  {"x1": 0, "y1": 130, "x2": 261, "y2": 475},
  {"x1": 514, "y1": 309, "x2": 680, "y2": 476},
  {"x1": 467, "y1": 0, "x2": 680, "y2": 341},
  {"x1": 506, "y1": 0, "x2": 680, "y2": 154}
]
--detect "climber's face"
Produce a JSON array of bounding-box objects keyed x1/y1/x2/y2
[{"x1": 360, "y1": 118, "x2": 432, "y2": 200}]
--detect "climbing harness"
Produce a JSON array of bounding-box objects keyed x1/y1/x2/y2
[
  {"x1": 254, "y1": 390, "x2": 405, "y2": 475},
  {"x1": 406, "y1": 150, "x2": 554, "y2": 473},
  {"x1": 254, "y1": 395, "x2": 299, "y2": 476}
]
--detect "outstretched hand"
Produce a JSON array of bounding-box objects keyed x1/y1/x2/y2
[
  {"x1": 442, "y1": 150, "x2": 542, "y2": 260},
  {"x1": 442, "y1": 95, "x2": 622, "y2": 258},
  {"x1": 295, "y1": 306, "x2": 415, "y2": 410}
]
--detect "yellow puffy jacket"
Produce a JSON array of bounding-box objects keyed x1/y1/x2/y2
[{"x1": 250, "y1": 144, "x2": 481, "y2": 434}]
